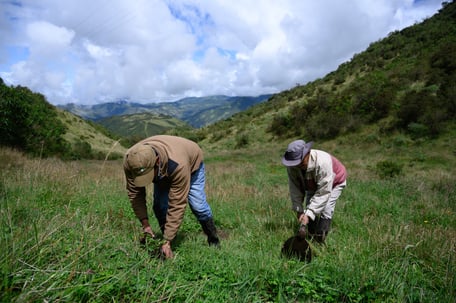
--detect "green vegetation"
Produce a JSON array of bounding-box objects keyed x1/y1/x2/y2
[
  {"x1": 58, "y1": 109, "x2": 126, "y2": 160},
  {"x1": 1, "y1": 126, "x2": 454, "y2": 301},
  {"x1": 0, "y1": 78, "x2": 126, "y2": 160},
  {"x1": 0, "y1": 78, "x2": 69, "y2": 158},
  {"x1": 193, "y1": 1, "x2": 456, "y2": 150},
  {"x1": 1, "y1": 2, "x2": 455, "y2": 302},
  {"x1": 96, "y1": 112, "x2": 193, "y2": 146}
]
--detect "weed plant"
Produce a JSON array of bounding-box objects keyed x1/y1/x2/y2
[{"x1": 0, "y1": 138, "x2": 454, "y2": 302}]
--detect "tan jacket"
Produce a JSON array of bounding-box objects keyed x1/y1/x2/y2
[{"x1": 124, "y1": 135, "x2": 204, "y2": 241}]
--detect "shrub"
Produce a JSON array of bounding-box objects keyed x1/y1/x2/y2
[
  {"x1": 407, "y1": 122, "x2": 430, "y2": 139},
  {"x1": 0, "y1": 80, "x2": 70, "y2": 157},
  {"x1": 375, "y1": 160, "x2": 403, "y2": 178},
  {"x1": 235, "y1": 133, "x2": 249, "y2": 149},
  {"x1": 267, "y1": 113, "x2": 292, "y2": 137},
  {"x1": 70, "y1": 140, "x2": 93, "y2": 160}
]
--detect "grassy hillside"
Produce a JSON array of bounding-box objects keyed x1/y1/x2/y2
[
  {"x1": 0, "y1": 126, "x2": 454, "y2": 302},
  {"x1": 193, "y1": 1, "x2": 456, "y2": 151},
  {"x1": 57, "y1": 109, "x2": 127, "y2": 159},
  {"x1": 0, "y1": 77, "x2": 127, "y2": 160},
  {"x1": 96, "y1": 112, "x2": 192, "y2": 143}
]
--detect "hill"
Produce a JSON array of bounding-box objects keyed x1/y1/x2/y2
[
  {"x1": 96, "y1": 112, "x2": 192, "y2": 142},
  {"x1": 58, "y1": 94, "x2": 272, "y2": 128},
  {"x1": 192, "y1": 1, "x2": 456, "y2": 151},
  {"x1": 0, "y1": 77, "x2": 127, "y2": 159},
  {"x1": 57, "y1": 109, "x2": 127, "y2": 159}
]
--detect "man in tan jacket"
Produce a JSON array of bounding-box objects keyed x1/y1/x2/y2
[{"x1": 124, "y1": 135, "x2": 220, "y2": 259}]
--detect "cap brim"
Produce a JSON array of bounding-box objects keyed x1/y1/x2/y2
[
  {"x1": 133, "y1": 168, "x2": 155, "y2": 187},
  {"x1": 281, "y1": 157, "x2": 302, "y2": 166}
]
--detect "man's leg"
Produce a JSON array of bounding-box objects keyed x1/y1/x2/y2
[
  {"x1": 153, "y1": 183, "x2": 169, "y2": 234},
  {"x1": 188, "y1": 163, "x2": 220, "y2": 246},
  {"x1": 315, "y1": 181, "x2": 346, "y2": 243}
]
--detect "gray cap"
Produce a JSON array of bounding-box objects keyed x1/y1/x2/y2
[{"x1": 281, "y1": 140, "x2": 313, "y2": 166}]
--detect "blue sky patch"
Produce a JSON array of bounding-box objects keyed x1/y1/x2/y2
[{"x1": 0, "y1": 46, "x2": 29, "y2": 70}]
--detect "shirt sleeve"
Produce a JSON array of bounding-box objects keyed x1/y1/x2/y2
[
  {"x1": 287, "y1": 167, "x2": 305, "y2": 213},
  {"x1": 163, "y1": 167, "x2": 190, "y2": 242},
  {"x1": 125, "y1": 175, "x2": 148, "y2": 222}
]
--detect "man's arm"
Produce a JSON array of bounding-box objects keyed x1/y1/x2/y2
[
  {"x1": 162, "y1": 169, "x2": 190, "y2": 242},
  {"x1": 287, "y1": 167, "x2": 306, "y2": 213}
]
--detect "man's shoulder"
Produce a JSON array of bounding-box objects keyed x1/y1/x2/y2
[{"x1": 310, "y1": 150, "x2": 332, "y2": 166}]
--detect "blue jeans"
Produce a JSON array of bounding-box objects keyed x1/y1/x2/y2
[{"x1": 153, "y1": 163, "x2": 213, "y2": 227}]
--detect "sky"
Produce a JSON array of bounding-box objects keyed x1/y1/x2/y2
[{"x1": 0, "y1": 0, "x2": 446, "y2": 105}]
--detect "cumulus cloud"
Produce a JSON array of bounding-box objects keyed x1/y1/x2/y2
[
  {"x1": 0, "y1": 0, "x2": 445, "y2": 104},
  {"x1": 26, "y1": 21, "x2": 74, "y2": 56}
]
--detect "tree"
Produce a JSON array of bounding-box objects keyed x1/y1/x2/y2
[{"x1": 0, "y1": 78, "x2": 70, "y2": 157}]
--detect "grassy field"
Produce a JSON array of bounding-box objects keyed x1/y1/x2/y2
[{"x1": 0, "y1": 129, "x2": 455, "y2": 302}]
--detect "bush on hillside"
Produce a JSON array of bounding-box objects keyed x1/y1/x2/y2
[
  {"x1": 0, "y1": 78, "x2": 70, "y2": 157},
  {"x1": 375, "y1": 160, "x2": 403, "y2": 178},
  {"x1": 266, "y1": 2, "x2": 456, "y2": 142},
  {"x1": 235, "y1": 133, "x2": 249, "y2": 149},
  {"x1": 396, "y1": 42, "x2": 456, "y2": 138},
  {"x1": 407, "y1": 123, "x2": 430, "y2": 140},
  {"x1": 69, "y1": 140, "x2": 93, "y2": 160},
  {"x1": 349, "y1": 73, "x2": 396, "y2": 123},
  {"x1": 268, "y1": 113, "x2": 293, "y2": 137}
]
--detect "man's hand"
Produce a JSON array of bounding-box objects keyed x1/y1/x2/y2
[
  {"x1": 160, "y1": 241, "x2": 174, "y2": 259},
  {"x1": 298, "y1": 213, "x2": 309, "y2": 226},
  {"x1": 143, "y1": 226, "x2": 156, "y2": 239}
]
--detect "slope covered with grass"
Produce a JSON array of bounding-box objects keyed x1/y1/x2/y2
[
  {"x1": 0, "y1": 126, "x2": 454, "y2": 302},
  {"x1": 96, "y1": 112, "x2": 192, "y2": 144},
  {"x1": 58, "y1": 109, "x2": 127, "y2": 160},
  {"x1": 193, "y1": 1, "x2": 456, "y2": 151}
]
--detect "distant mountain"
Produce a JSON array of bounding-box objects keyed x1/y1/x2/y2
[{"x1": 58, "y1": 94, "x2": 272, "y2": 128}]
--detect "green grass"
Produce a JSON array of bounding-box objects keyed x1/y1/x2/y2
[{"x1": 0, "y1": 137, "x2": 455, "y2": 302}]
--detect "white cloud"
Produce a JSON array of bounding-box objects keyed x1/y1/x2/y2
[
  {"x1": 84, "y1": 41, "x2": 114, "y2": 59},
  {"x1": 0, "y1": 0, "x2": 446, "y2": 105},
  {"x1": 26, "y1": 21, "x2": 74, "y2": 56}
]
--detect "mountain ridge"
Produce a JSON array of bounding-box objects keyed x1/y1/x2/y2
[{"x1": 58, "y1": 94, "x2": 272, "y2": 128}]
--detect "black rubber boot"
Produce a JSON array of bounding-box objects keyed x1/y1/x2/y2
[
  {"x1": 199, "y1": 218, "x2": 220, "y2": 247},
  {"x1": 314, "y1": 218, "x2": 332, "y2": 244}
]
